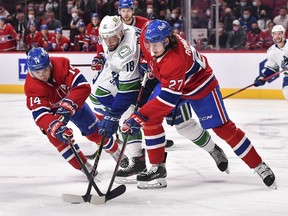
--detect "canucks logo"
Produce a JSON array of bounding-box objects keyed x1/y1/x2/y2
[{"x1": 281, "y1": 56, "x2": 288, "y2": 69}]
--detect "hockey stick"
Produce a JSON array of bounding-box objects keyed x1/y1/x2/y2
[
  {"x1": 71, "y1": 64, "x2": 91, "y2": 67},
  {"x1": 62, "y1": 135, "x2": 126, "y2": 204},
  {"x1": 89, "y1": 73, "x2": 150, "y2": 204},
  {"x1": 90, "y1": 133, "x2": 129, "y2": 204},
  {"x1": 222, "y1": 70, "x2": 286, "y2": 99}
]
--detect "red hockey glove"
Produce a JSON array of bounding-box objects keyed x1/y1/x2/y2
[
  {"x1": 48, "y1": 120, "x2": 74, "y2": 144},
  {"x1": 91, "y1": 52, "x2": 105, "y2": 71},
  {"x1": 121, "y1": 112, "x2": 147, "y2": 135},
  {"x1": 56, "y1": 99, "x2": 78, "y2": 124}
]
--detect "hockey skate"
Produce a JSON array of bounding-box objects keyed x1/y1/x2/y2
[
  {"x1": 209, "y1": 144, "x2": 230, "y2": 174},
  {"x1": 137, "y1": 153, "x2": 167, "y2": 189},
  {"x1": 81, "y1": 161, "x2": 102, "y2": 182},
  {"x1": 254, "y1": 162, "x2": 277, "y2": 189},
  {"x1": 115, "y1": 149, "x2": 147, "y2": 184},
  {"x1": 111, "y1": 148, "x2": 129, "y2": 168}
]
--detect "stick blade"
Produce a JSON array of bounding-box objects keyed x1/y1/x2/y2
[
  {"x1": 62, "y1": 193, "x2": 88, "y2": 204},
  {"x1": 89, "y1": 185, "x2": 126, "y2": 205}
]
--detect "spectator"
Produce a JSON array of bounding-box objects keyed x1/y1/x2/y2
[
  {"x1": 86, "y1": 13, "x2": 100, "y2": 52},
  {"x1": 46, "y1": 10, "x2": 62, "y2": 31},
  {"x1": 27, "y1": 9, "x2": 42, "y2": 31},
  {"x1": 45, "y1": 0, "x2": 60, "y2": 18},
  {"x1": 69, "y1": 8, "x2": 82, "y2": 43},
  {"x1": 0, "y1": 16, "x2": 17, "y2": 51},
  {"x1": 39, "y1": 24, "x2": 55, "y2": 51},
  {"x1": 259, "y1": 21, "x2": 275, "y2": 49},
  {"x1": 207, "y1": 22, "x2": 228, "y2": 49},
  {"x1": 95, "y1": 0, "x2": 108, "y2": 20},
  {"x1": 74, "y1": 21, "x2": 89, "y2": 51},
  {"x1": 239, "y1": 7, "x2": 258, "y2": 32},
  {"x1": 245, "y1": 21, "x2": 262, "y2": 50},
  {"x1": 226, "y1": 19, "x2": 247, "y2": 50},
  {"x1": 273, "y1": 6, "x2": 288, "y2": 30},
  {"x1": 233, "y1": 0, "x2": 253, "y2": 19},
  {"x1": 158, "y1": 0, "x2": 171, "y2": 20},
  {"x1": 25, "y1": 22, "x2": 42, "y2": 52},
  {"x1": 251, "y1": 0, "x2": 273, "y2": 20},
  {"x1": 11, "y1": 3, "x2": 24, "y2": 21},
  {"x1": 50, "y1": 28, "x2": 71, "y2": 51},
  {"x1": 133, "y1": 0, "x2": 144, "y2": 16},
  {"x1": 169, "y1": 7, "x2": 182, "y2": 27},
  {"x1": 0, "y1": 4, "x2": 10, "y2": 18},
  {"x1": 14, "y1": 11, "x2": 27, "y2": 51},
  {"x1": 257, "y1": 9, "x2": 271, "y2": 32},
  {"x1": 82, "y1": 0, "x2": 95, "y2": 24},
  {"x1": 190, "y1": 8, "x2": 205, "y2": 28},
  {"x1": 144, "y1": 3, "x2": 158, "y2": 20},
  {"x1": 220, "y1": 7, "x2": 235, "y2": 32},
  {"x1": 74, "y1": 0, "x2": 85, "y2": 18}
]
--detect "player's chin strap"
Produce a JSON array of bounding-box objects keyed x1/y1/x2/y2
[{"x1": 222, "y1": 69, "x2": 287, "y2": 99}]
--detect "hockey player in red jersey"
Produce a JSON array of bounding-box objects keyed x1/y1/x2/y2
[
  {"x1": 122, "y1": 19, "x2": 277, "y2": 189},
  {"x1": 86, "y1": 13, "x2": 101, "y2": 52},
  {"x1": 24, "y1": 47, "x2": 129, "y2": 179}
]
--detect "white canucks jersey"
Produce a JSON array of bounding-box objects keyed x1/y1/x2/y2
[
  {"x1": 265, "y1": 42, "x2": 288, "y2": 71},
  {"x1": 102, "y1": 24, "x2": 140, "y2": 80},
  {"x1": 90, "y1": 24, "x2": 141, "y2": 116}
]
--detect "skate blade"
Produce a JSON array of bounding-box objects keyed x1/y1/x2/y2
[
  {"x1": 225, "y1": 167, "x2": 230, "y2": 174},
  {"x1": 137, "y1": 178, "x2": 167, "y2": 189},
  {"x1": 115, "y1": 176, "x2": 137, "y2": 184},
  {"x1": 268, "y1": 181, "x2": 277, "y2": 190}
]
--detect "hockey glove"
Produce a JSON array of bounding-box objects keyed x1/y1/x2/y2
[
  {"x1": 55, "y1": 99, "x2": 78, "y2": 124},
  {"x1": 48, "y1": 120, "x2": 73, "y2": 144},
  {"x1": 254, "y1": 75, "x2": 266, "y2": 87},
  {"x1": 91, "y1": 52, "x2": 105, "y2": 71},
  {"x1": 98, "y1": 111, "x2": 121, "y2": 138},
  {"x1": 121, "y1": 112, "x2": 147, "y2": 135}
]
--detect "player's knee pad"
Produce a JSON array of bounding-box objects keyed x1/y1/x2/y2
[
  {"x1": 175, "y1": 118, "x2": 203, "y2": 140},
  {"x1": 166, "y1": 102, "x2": 192, "y2": 126}
]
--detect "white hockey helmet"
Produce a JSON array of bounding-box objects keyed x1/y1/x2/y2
[
  {"x1": 99, "y1": 15, "x2": 124, "y2": 40},
  {"x1": 272, "y1": 24, "x2": 285, "y2": 34}
]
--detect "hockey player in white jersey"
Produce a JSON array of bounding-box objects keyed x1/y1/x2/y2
[
  {"x1": 254, "y1": 24, "x2": 288, "y2": 98},
  {"x1": 89, "y1": 15, "x2": 147, "y2": 183}
]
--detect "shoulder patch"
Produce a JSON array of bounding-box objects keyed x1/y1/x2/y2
[{"x1": 118, "y1": 45, "x2": 132, "y2": 59}]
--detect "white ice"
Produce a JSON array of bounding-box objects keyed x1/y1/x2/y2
[{"x1": 0, "y1": 94, "x2": 287, "y2": 216}]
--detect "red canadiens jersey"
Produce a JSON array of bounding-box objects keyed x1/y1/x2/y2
[
  {"x1": 39, "y1": 32, "x2": 55, "y2": 50},
  {"x1": 24, "y1": 57, "x2": 91, "y2": 131},
  {"x1": 0, "y1": 23, "x2": 17, "y2": 51},
  {"x1": 74, "y1": 33, "x2": 90, "y2": 51},
  {"x1": 139, "y1": 26, "x2": 218, "y2": 120},
  {"x1": 26, "y1": 31, "x2": 42, "y2": 50},
  {"x1": 50, "y1": 36, "x2": 71, "y2": 51},
  {"x1": 132, "y1": 16, "x2": 148, "y2": 30}
]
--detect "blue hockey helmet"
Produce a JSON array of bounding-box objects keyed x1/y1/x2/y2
[
  {"x1": 119, "y1": 0, "x2": 134, "y2": 9},
  {"x1": 145, "y1": 19, "x2": 172, "y2": 44},
  {"x1": 55, "y1": 28, "x2": 62, "y2": 34},
  {"x1": 27, "y1": 47, "x2": 50, "y2": 71}
]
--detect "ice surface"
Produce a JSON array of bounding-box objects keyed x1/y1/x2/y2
[{"x1": 1, "y1": 94, "x2": 287, "y2": 216}]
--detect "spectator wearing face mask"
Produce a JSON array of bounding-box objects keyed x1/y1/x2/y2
[
  {"x1": 190, "y1": 8, "x2": 205, "y2": 28},
  {"x1": 144, "y1": 3, "x2": 158, "y2": 20},
  {"x1": 245, "y1": 21, "x2": 262, "y2": 50},
  {"x1": 26, "y1": 9, "x2": 42, "y2": 32},
  {"x1": 207, "y1": 22, "x2": 228, "y2": 49},
  {"x1": 169, "y1": 7, "x2": 182, "y2": 27},
  {"x1": 233, "y1": 0, "x2": 253, "y2": 19},
  {"x1": 45, "y1": 0, "x2": 60, "y2": 19},
  {"x1": 251, "y1": 0, "x2": 272, "y2": 20},
  {"x1": 220, "y1": 7, "x2": 236, "y2": 32},
  {"x1": 273, "y1": 6, "x2": 288, "y2": 30},
  {"x1": 257, "y1": 9, "x2": 271, "y2": 32},
  {"x1": 239, "y1": 7, "x2": 258, "y2": 32},
  {"x1": 69, "y1": 8, "x2": 82, "y2": 43},
  {"x1": 226, "y1": 19, "x2": 247, "y2": 50}
]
